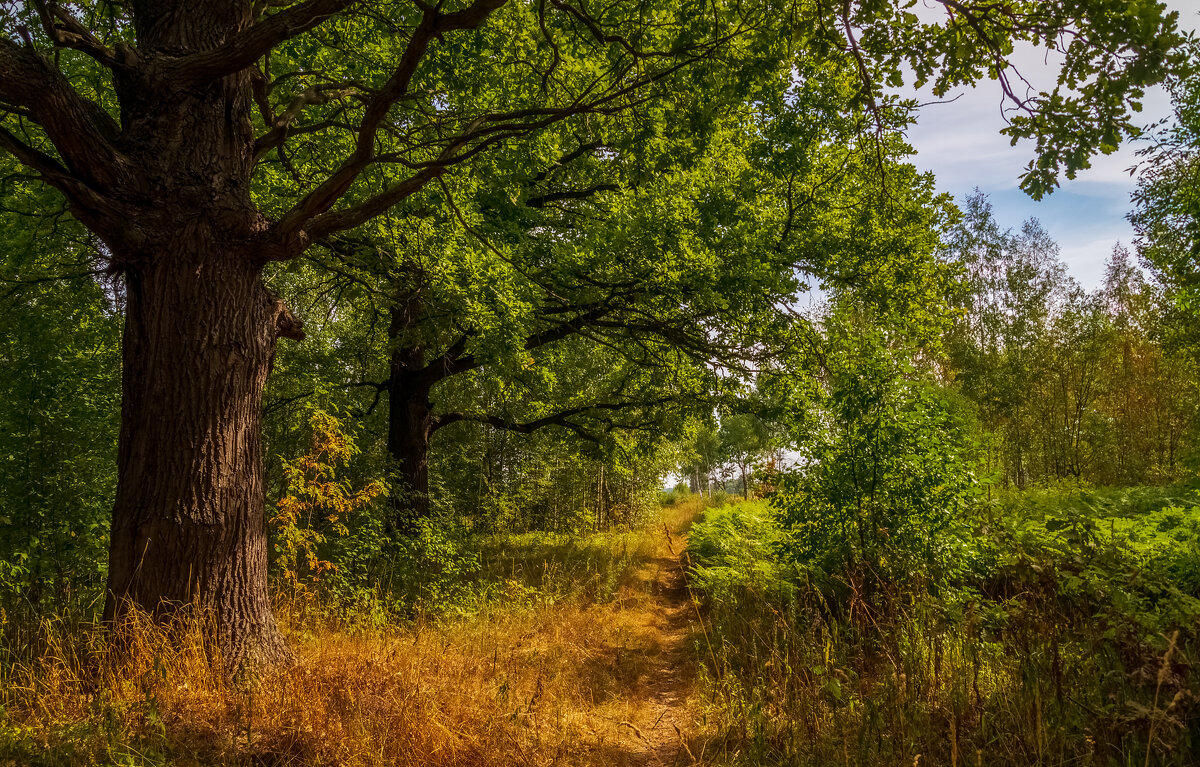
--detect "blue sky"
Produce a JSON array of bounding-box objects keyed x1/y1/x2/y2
[{"x1": 900, "y1": 0, "x2": 1199, "y2": 288}]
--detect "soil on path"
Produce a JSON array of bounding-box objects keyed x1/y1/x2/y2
[{"x1": 613, "y1": 525, "x2": 701, "y2": 766}]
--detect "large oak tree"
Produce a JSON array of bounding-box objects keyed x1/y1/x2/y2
[{"x1": 0, "y1": 0, "x2": 1182, "y2": 668}]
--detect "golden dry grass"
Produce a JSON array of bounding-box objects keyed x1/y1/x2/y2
[{"x1": 0, "y1": 501, "x2": 707, "y2": 767}]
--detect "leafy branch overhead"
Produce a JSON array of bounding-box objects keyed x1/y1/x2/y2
[{"x1": 0, "y1": 0, "x2": 1184, "y2": 263}]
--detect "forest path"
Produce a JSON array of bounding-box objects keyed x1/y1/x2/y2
[{"x1": 611, "y1": 521, "x2": 701, "y2": 766}]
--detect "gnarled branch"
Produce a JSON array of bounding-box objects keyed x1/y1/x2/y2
[
  {"x1": 167, "y1": 0, "x2": 361, "y2": 85},
  {"x1": 0, "y1": 38, "x2": 129, "y2": 192}
]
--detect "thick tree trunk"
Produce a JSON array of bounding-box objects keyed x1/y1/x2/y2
[
  {"x1": 387, "y1": 358, "x2": 434, "y2": 535},
  {"x1": 104, "y1": 242, "x2": 300, "y2": 671}
]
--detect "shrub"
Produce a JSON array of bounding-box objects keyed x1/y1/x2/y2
[
  {"x1": 687, "y1": 501, "x2": 794, "y2": 602},
  {"x1": 269, "y1": 409, "x2": 386, "y2": 611},
  {"x1": 773, "y1": 324, "x2": 982, "y2": 593}
]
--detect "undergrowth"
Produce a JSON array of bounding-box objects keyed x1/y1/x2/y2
[
  {"x1": 4, "y1": 490, "x2": 1196, "y2": 766},
  {"x1": 686, "y1": 491, "x2": 1200, "y2": 766}
]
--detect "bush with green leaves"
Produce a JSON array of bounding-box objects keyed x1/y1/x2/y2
[
  {"x1": 688, "y1": 486, "x2": 1200, "y2": 765},
  {"x1": 773, "y1": 309, "x2": 983, "y2": 592}
]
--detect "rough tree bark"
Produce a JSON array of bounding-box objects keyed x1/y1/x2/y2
[
  {"x1": 92, "y1": 3, "x2": 308, "y2": 668},
  {"x1": 105, "y1": 245, "x2": 304, "y2": 669},
  {"x1": 65, "y1": 6, "x2": 305, "y2": 670}
]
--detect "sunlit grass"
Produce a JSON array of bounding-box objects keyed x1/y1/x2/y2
[
  {"x1": 8, "y1": 490, "x2": 1189, "y2": 767},
  {"x1": 0, "y1": 506, "x2": 703, "y2": 767}
]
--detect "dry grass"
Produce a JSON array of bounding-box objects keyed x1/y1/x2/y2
[{"x1": 0, "y1": 503, "x2": 706, "y2": 767}]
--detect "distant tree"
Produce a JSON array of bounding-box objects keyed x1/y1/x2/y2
[
  {"x1": 945, "y1": 193, "x2": 1068, "y2": 487},
  {"x1": 683, "y1": 421, "x2": 723, "y2": 496},
  {"x1": 947, "y1": 196, "x2": 1200, "y2": 486},
  {"x1": 718, "y1": 412, "x2": 777, "y2": 499}
]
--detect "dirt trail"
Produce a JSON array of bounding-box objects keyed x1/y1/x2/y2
[{"x1": 616, "y1": 526, "x2": 699, "y2": 766}]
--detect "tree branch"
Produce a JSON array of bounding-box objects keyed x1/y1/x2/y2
[
  {"x1": 271, "y1": 0, "x2": 509, "y2": 247},
  {"x1": 0, "y1": 38, "x2": 130, "y2": 193},
  {"x1": 166, "y1": 0, "x2": 361, "y2": 85},
  {"x1": 267, "y1": 6, "x2": 731, "y2": 257},
  {"x1": 30, "y1": 0, "x2": 127, "y2": 69},
  {"x1": 526, "y1": 183, "x2": 617, "y2": 208},
  {"x1": 0, "y1": 124, "x2": 136, "y2": 246},
  {"x1": 253, "y1": 83, "x2": 358, "y2": 157},
  {"x1": 0, "y1": 125, "x2": 70, "y2": 180},
  {"x1": 433, "y1": 394, "x2": 679, "y2": 440},
  {"x1": 419, "y1": 304, "x2": 615, "y2": 386}
]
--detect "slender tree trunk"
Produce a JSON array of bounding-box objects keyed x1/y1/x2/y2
[
  {"x1": 104, "y1": 241, "x2": 302, "y2": 671},
  {"x1": 387, "y1": 355, "x2": 434, "y2": 535}
]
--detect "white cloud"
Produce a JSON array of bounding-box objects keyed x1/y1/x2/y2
[{"x1": 891, "y1": 0, "x2": 1195, "y2": 287}]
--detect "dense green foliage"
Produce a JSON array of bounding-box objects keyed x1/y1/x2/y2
[
  {"x1": 775, "y1": 302, "x2": 981, "y2": 587},
  {"x1": 689, "y1": 490, "x2": 1200, "y2": 765},
  {"x1": 0, "y1": 182, "x2": 119, "y2": 615}
]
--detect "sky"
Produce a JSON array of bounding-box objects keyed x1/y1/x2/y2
[{"x1": 899, "y1": 0, "x2": 1200, "y2": 288}]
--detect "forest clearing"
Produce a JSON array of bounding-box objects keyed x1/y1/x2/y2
[{"x1": 3, "y1": 0, "x2": 1200, "y2": 765}]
